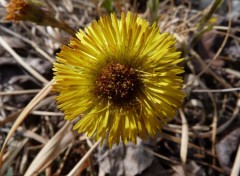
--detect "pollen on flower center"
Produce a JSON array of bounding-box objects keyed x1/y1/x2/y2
[{"x1": 96, "y1": 62, "x2": 138, "y2": 102}]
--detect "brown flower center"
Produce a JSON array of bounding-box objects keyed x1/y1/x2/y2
[{"x1": 96, "y1": 62, "x2": 139, "y2": 103}]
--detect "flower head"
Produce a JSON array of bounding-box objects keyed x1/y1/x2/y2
[
  {"x1": 53, "y1": 12, "x2": 185, "y2": 147},
  {"x1": 6, "y1": 0, "x2": 46, "y2": 23},
  {"x1": 5, "y1": 0, "x2": 75, "y2": 35}
]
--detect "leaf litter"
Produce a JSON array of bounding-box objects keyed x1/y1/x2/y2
[{"x1": 0, "y1": 0, "x2": 240, "y2": 175}]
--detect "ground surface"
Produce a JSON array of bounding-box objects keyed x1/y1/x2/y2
[{"x1": 0, "y1": 0, "x2": 240, "y2": 176}]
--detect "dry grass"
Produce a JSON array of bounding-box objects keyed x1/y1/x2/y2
[{"x1": 0, "y1": 0, "x2": 239, "y2": 175}]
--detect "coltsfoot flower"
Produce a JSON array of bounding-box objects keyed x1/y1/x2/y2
[
  {"x1": 5, "y1": 0, "x2": 75, "y2": 35},
  {"x1": 53, "y1": 12, "x2": 185, "y2": 147},
  {"x1": 6, "y1": 0, "x2": 48, "y2": 23}
]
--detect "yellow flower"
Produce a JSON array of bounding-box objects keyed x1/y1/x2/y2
[{"x1": 53, "y1": 12, "x2": 185, "y2": 147}]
